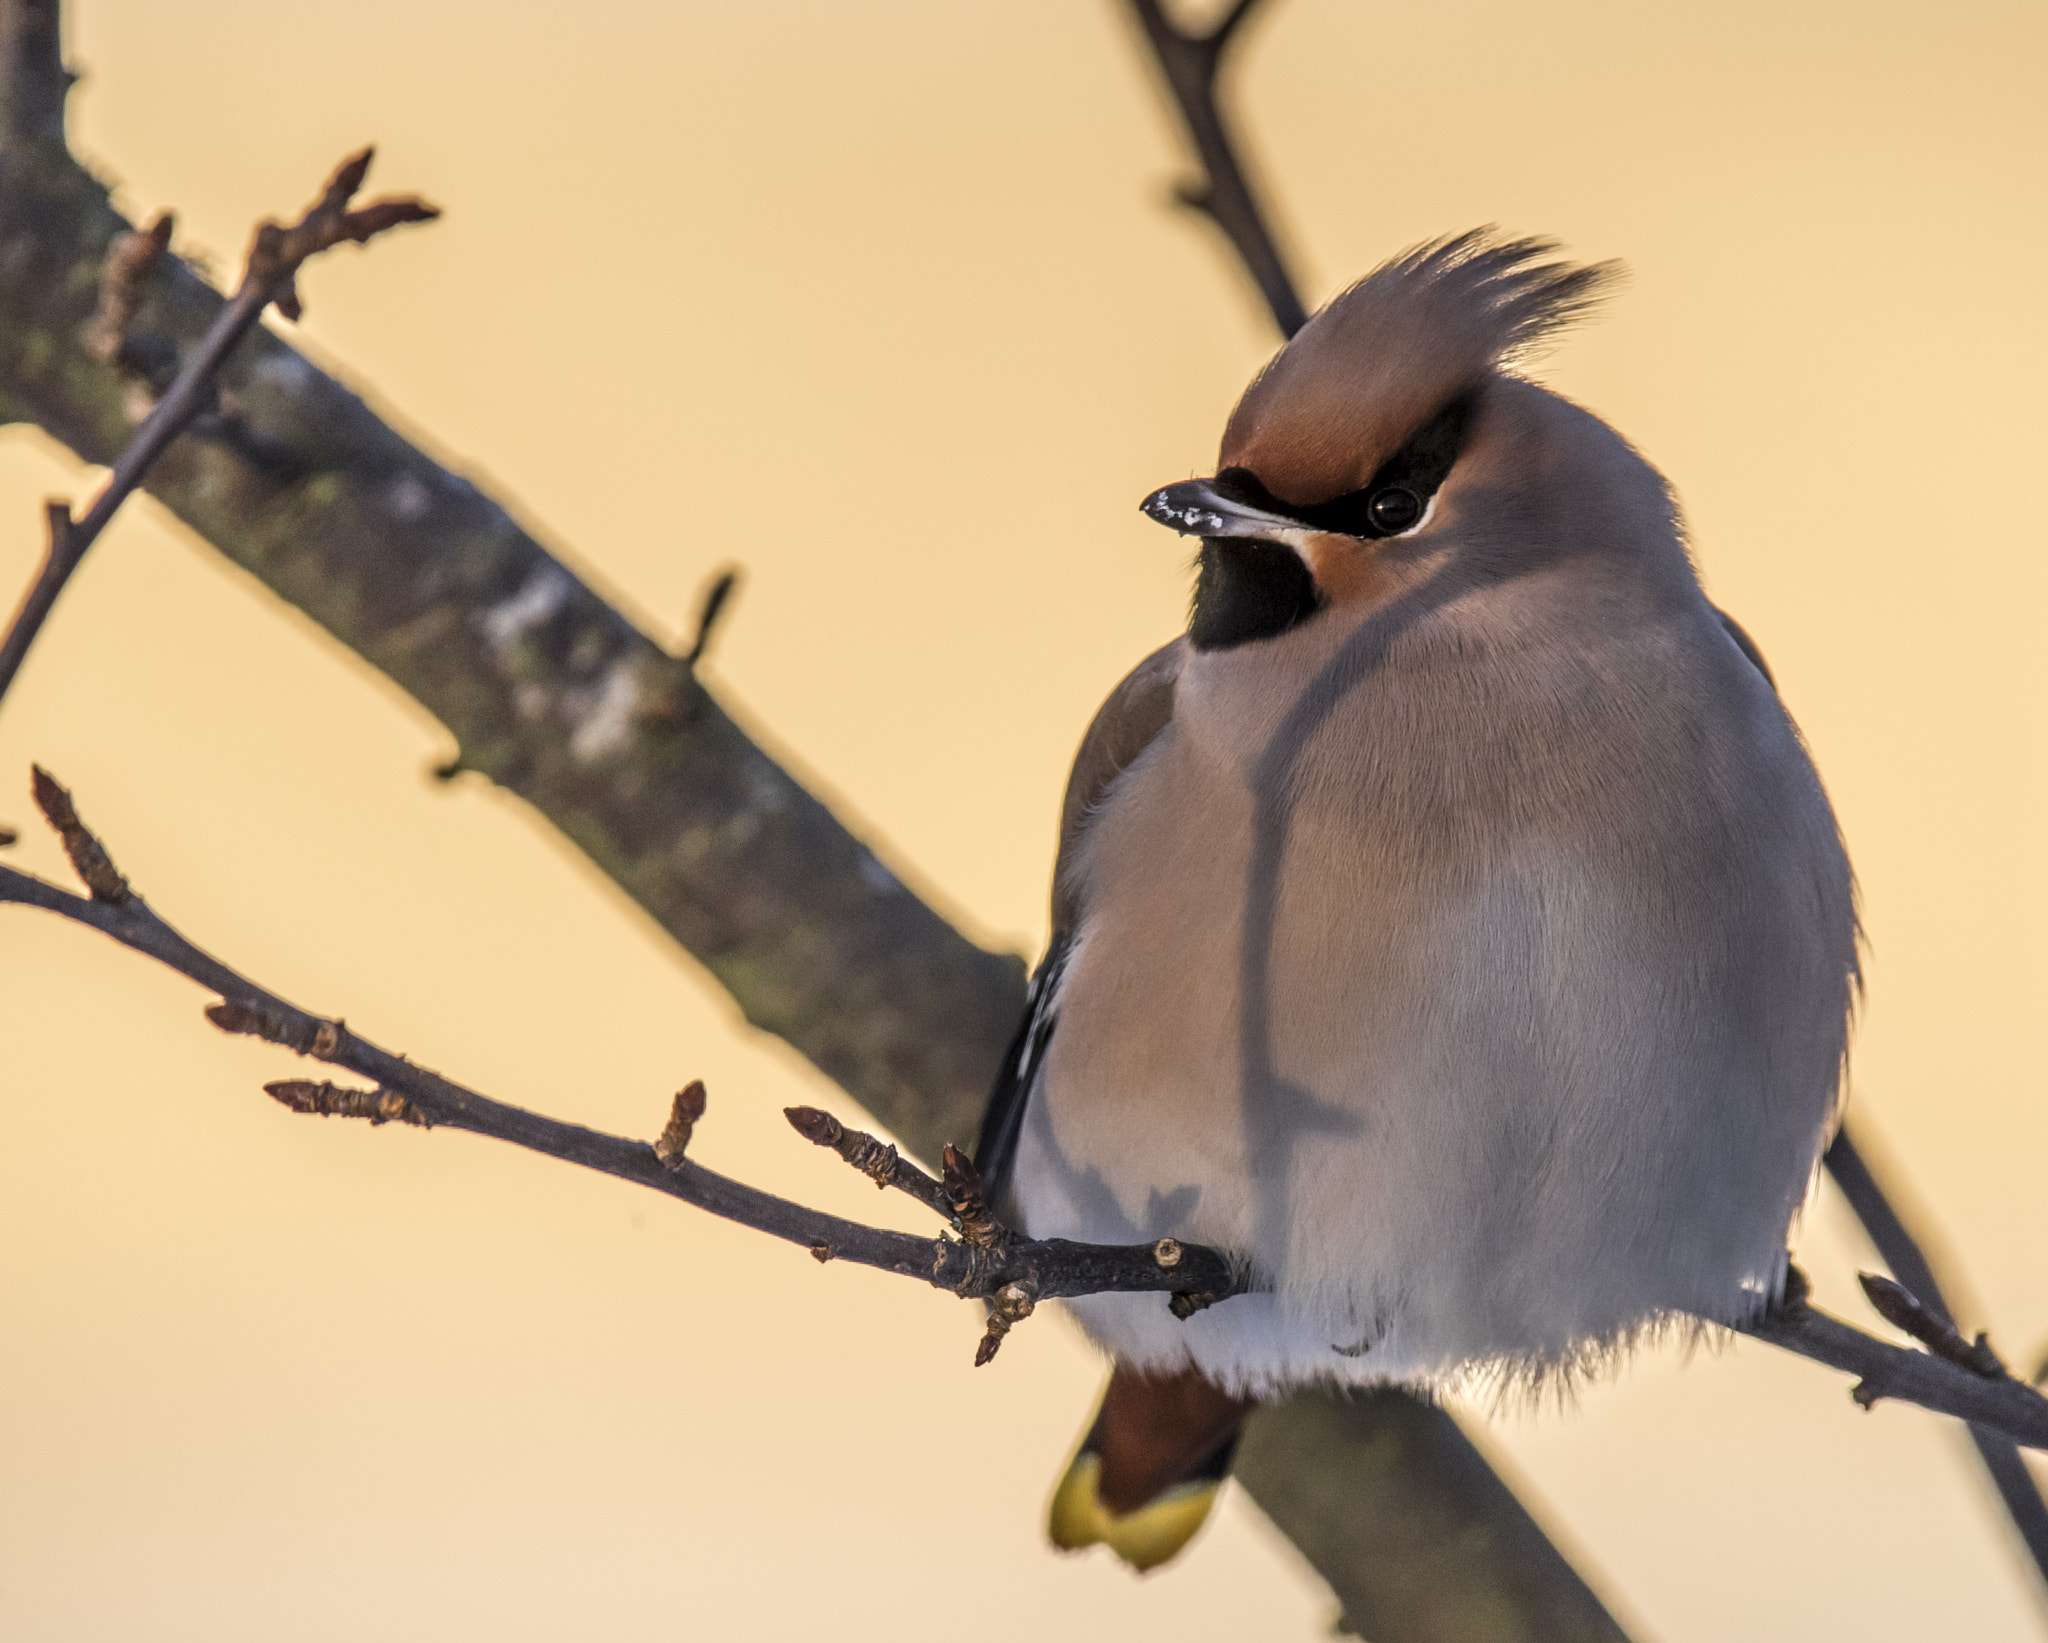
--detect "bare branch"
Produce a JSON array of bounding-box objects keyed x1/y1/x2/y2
[
  {"x1": 0, "y1": 770, "x2": 1243, "y2": 1366},
  {"x1": 684, "y1": 566, "x2": 740, "y2": 667},
  {"x1": 1741, "y1": 1269, "x2": 2048, "y2": 1449},
  {"x1": 1860, "y1": 1272, "x2": 2007, "y2": 1379},
  {"x1": 785, "y1": 1104, "x2": 959, "y2": 1225},
  {"x1": 0, "y1": 7, "x2": 1025, "y2": 1217},
  {"x1": 0, "y1": 0, "x2": 69, "y2": 146},
  {"x1": 0, "y1": 146, "x2": 435, "y2": 710},
  {"x1": 29, "y1": 763, "x2": 128, "y2": 901},
  {"x1": 1825, "y1": 1128, "x2": 2048, "y2": 1587},
  {"x1": 1123, "y1": 0, "x2": 1307, "y2": 338}
]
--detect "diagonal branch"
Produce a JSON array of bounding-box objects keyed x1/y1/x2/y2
[
  {"x1": 0, "y1": 15, "x2": 1027, "y2": 1167},
  {"x1": 1825, "y1": 1128, "x2": 2048, "y2": 1588},
  {"x1": 3, "y1": 767, "x2": 1240, "y2": 1365},
  {"x1": 1123, "y1": 0, "x2": 1307, "y2": 338}
]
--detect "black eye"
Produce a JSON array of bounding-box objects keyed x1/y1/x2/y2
[{"x1": 1367, "y1": 486, "x2": 1423, "y2": 534}]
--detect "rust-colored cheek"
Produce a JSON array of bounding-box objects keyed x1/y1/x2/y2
[{"x1": 1299, "y1": 533, "x2": 1396, "y2": 609}]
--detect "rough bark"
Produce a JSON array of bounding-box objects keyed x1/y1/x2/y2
[
  {"x1": 1238, "y1": 1388, "x2": 1631, "y2": 1642},
  {"x1": 0, "y1": 2, "x2": 1024, "y2": 1165}
]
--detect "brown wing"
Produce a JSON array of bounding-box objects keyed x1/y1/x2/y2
[{"x1": 973, "y1": 638, "x2": 1187, "y2": 1188}]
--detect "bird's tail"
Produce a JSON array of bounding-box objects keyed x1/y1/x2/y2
[{"x1": 1047, "y1": 1363, "x2": 1261, "y2": 1572}]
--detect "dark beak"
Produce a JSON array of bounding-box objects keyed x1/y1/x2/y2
[{"x1": 1140, "y1": 478, "x2": 1301, "y2": 540}]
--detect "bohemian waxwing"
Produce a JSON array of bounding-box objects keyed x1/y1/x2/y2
[{"x1": 974, "y1": 231, "x2": 1859, "y2": 1571}]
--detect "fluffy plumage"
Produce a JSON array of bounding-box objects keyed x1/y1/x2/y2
[{"x1": 986, "y1": 230, "x2": 1858, "y2": 1398}]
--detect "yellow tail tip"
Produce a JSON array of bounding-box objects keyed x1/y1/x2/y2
[{"x1": 1047, "y1": 1451, "x2": 1222, "y2": 1573}]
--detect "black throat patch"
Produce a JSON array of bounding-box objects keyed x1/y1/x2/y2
[{"x1": 1188, "y1": 536, "x2": 1322, "y2": 652}]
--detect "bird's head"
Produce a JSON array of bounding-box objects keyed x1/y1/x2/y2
[{"x1": 1143, "y1": 231, "x2": 1622, "y2": 651}]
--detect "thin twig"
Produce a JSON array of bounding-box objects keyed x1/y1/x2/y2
[
  {"x1": 1124, "y1": 0, "x2": 1307, "y2": 337},
  {"x1": 786, "y1": 1106, "x2": 1039, "y2": 1361},
  {"x1": 1825, "y1": 1128, "x2": 2048, "y2": 1589},
  {"x1": 0, "y1": 148, "x2": 435, "y2": 709},
  {"x1": 784, "y1": 1104, "x2": 960, "y2": 1225},
  {"x1": 1740, "y1": 1269, "x2": 2048, "y2": 1449},
  {"x1": 1859, "y1": 1272, "x2": 2005, "y2": 1378},
  {"x1": 684, "y1": 567, "x2": 740, "y2": 667},
  {"x1": 0, "y1": 769, "x2": 1239, "y2": 1365}
]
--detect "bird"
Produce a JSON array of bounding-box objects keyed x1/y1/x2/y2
[{"x1": 973, "y1": 230, "x2": 1858, "y2": 1572}]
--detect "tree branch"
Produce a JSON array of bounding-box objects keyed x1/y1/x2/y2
[
  {"x1": 0, "y1": 146, "x2": 435, "y2": 705},
  {"x1": 2, "y1": 767, "x2": 1240, "y2": 1367},
  {"x1": 1124, "y1": 0, "x2": 1307, "y2": 338},
  {"x1": 0, "y1": 0, "x2": 65, "y2": 147},
  {"x1": 0, "y1": 0, "x2": 1027, "y2": 1167},
  {"x1": 1740, "y1": 1268, "x2": 2048, "y2": 1450},
  {"x1": 1824, "y1": 1129, "x2": 2048, "y2": 1587}
]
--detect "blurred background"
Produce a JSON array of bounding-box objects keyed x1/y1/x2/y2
[{"x1": 0, "y1": 1, "x2": 2043, "y2": 1637}]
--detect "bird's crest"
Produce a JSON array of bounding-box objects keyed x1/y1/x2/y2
[{"x1": 1220, "y1": 229, "x2": 1622, "y2": 505}]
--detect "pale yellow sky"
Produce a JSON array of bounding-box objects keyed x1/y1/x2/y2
[{"x1": 2, "y1": 1, "x2": 2045, "y2": 1638}]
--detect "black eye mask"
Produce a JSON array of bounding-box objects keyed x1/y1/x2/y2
[
  {"x1": 1189, "y1": 393, "x2": 1474, "y2": 653},
  {"x1": 1213, "y1": 391, "x2": 1474, "y2": 540}
]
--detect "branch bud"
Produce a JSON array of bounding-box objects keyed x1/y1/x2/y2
[
  {"x1": 206, "y1": 999, "x2": 344, "y2": 1059},
  {"x1": 30, "y1": 765, "x2": 130, "y2": 903},
  {"x1": 265, "y1": 1078, "x2": 423, "y2": 1126},
  {"x1": 942, "y1": 1144, "x2": 1003, "y2": 1249},
  {"x1": 975, "y1": 1280, "x2": 1038, "y2": 1368},
  {"x1": 654, "y1": 1079, "x2": 707, "y2": 1169}
]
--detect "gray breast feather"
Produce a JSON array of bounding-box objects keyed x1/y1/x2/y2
[{"x1": 1009, "y1": 595, "x2": 1856, "y2": 1395}]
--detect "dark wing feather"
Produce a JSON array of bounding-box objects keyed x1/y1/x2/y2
[
  {"x1": 973, "y1": 935, "x2": 1069, "y2": 1194},
  {"x1": 974, "y1": 639, "x2": 1186, "y2": 1196}
]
